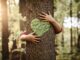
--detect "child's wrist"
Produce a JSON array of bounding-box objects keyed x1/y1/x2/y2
[{"x1": 49, "y1": 19, "x2": 55, "y2": 23}]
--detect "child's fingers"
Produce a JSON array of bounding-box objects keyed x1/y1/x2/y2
[
  {"x1": 30, "y1": 32, "x2": 35, "y2": 35},
  {"x1": 32, "y1": 40, "x2": 40, "y2": 43},
  {"x1": 38, "y1": 17, "x2": 49, "y2": 22},
  {"x1": 38, "y1": 16, "x2": 46, "y2": 20},
  {"x1": 35, "y1": 38, "x2": 40, "y2": 40},
  {"x1": 34, "y1": 35, "x2": 40, "y2": 38},
  {"x1": 38, "y1": 13, "x2": 45, "y2": 17},
  {"x1": 35, "y1": 40, "x2": 40, "y2": 43},
  {"x1": 48, "y1": 11, "x2": 51, "y2": 15},
  {"x1": 41, "y1": 12, "x2": 47, "y2": 15}
]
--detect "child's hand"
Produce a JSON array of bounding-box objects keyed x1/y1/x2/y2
[
  {"x1": 20, "y1": 32, "x2": 40, "y2": 43},
  {"x1": 38, "y1": 11, "x2": 62, "y2": 34},
  {"x1": 39, "y1": 11, "x2": 55, "y2": 23}
]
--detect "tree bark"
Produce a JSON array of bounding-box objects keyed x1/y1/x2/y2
[
  {"x1": 19, "y1": 0, "x2": 56, "y2": 60},
  {"x1": 1, "y1": 0, "x2": 9, "y2": 60}
]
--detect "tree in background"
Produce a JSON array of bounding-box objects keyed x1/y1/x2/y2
[{"x1": 1, "y1": 0, "x2": 9, "y2": 60}]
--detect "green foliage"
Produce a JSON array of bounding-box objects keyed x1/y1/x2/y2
[
  {"x1": 8, "y1": 4, "x2": 27, "y2": 52},
  {"x1": 74, "y1": 0, "x2": 80, "y2": 3},
  {"x1": 8, "y1": 5, "x2": 26, "y2": 40},
  {"x1": 31, "y1": 18, "x2": 51, "y2": 36}
]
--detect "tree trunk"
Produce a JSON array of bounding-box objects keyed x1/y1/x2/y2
[
  {"x1": 1, "y1": 0, "x2": 9, "y2": 60},
  {"x1": 19, "y1": 0, "x2": 56, "y2": 60}
]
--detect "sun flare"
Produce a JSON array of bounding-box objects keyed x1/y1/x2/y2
[{"x1": 0, "y1": 4, "x2": 1, "y2": 17}]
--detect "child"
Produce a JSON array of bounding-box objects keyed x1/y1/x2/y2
[
  {"x1": 17, "y1": 12, "x2": 63, "y2": 60},
  {"x1": 19, "y1": 12, "x2": 62, "y2": 43}
]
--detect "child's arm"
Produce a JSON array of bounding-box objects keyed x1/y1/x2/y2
[
  {"x1": 19, "y1": 32, "x2": 40, "y2": 43},
  {"x1": 39, "y1": 12, "x2": 63, "y2": 34}
]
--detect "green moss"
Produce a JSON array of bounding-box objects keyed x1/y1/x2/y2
[{"x1": 31, "y1": 18, "x2": 51, "y2": 36}]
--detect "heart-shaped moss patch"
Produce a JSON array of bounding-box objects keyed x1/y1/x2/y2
[{"x1": 31, "y1": 18, "x2": 51, "y2": 36}]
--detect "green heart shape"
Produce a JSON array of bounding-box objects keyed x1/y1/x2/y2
[{"x1": 31, "y1": 18, "x2": 51, "y2": 36}]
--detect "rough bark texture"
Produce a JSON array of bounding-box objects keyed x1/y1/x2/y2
[{"x1": 19, "y1": 0, "x2": 56, "y2": 60}]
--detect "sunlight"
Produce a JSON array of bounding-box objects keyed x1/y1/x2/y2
[
  {"x1": 15, "y1": 0, "x2": 19, "y2": 5},
  {"x1": 0, "y1": 4, "x2": 1, "y2": 17},
  {"x1": 0, "y1": 4, "x2": 2, "y2": 20},
  {"x1": 63, "y1": 17, "x2": 80, "y2": 28}
]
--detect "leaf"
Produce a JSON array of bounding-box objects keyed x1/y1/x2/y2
[{"x1": 31, "y1": 18, "x2": 51, "y2": 36}]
